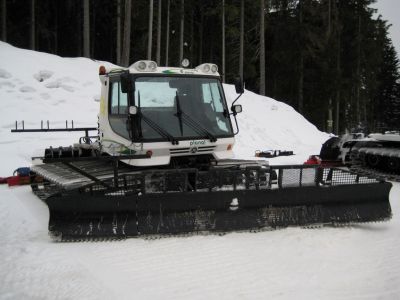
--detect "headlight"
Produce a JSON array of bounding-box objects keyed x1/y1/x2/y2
[
  {"x1": 148, "y1": 61, "x2": 157, "y2": 70},
  {"x1": 195, "y1": 63, "x2": 219, "y2": 74},
  {"x1": 131, "y1": 60, "x2": 158, "y2": 72},
  {"x1": 181, "y1": 58, "x2": 190, "y2": 68},
  {"x1": 138, "y1": 61, "x2": 146, "y2": 70},
  {"x1": 203, "y1": 64, "x2": 211, "y2": 72}
]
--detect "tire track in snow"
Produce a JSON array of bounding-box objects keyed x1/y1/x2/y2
[{"x1": 0, "y1": 186, "x2": 116, "y2": 300}]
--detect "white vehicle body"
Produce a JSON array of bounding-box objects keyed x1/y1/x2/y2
[
  {"x1": 97, "y1": 61, "x2": 236, "y2": 166},
  {"x1": 338, "y1": 132, "x2": 400, "y2": 166},
  {"x1": 369, "y1": 132, "x2": 400, "y2": 142}
]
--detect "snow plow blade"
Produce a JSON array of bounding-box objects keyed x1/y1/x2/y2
[{"x1": 32, "y1": 165, "x2": 392, "y2": 240}]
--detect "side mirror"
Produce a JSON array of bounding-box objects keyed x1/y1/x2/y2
[
  {"x1": 120, "y1": 72, "x2": 131, "y2": 93},
  {"x1": 129, "y1": 106, "x2": 138, "y2": 115},
  {"x1": 231, "y1": 104, "x2": 242, "y2": 115},
  {"x1": 234, "y1": 78, "x2": 244, "y2": 94}
]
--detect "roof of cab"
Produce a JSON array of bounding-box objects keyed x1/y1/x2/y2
[{"x1": 103, "y1": 60, "x2": 220, "y2": 77}]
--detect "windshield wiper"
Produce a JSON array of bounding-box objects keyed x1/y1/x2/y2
[
  {"x1": 137, "y1": 91, "x2": 179, "y2": 145},
  {"x1": 175, "y1": 91, "x2": 184, "y2": 136},
  {"x1": 175, "y1": 92, "x2": 217, "y2": 142}
]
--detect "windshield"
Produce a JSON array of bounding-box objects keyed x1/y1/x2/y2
[{"x1": 132, "y1": 76, "x2": 233, "y2": 140}]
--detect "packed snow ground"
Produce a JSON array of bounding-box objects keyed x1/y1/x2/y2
[{"x1": 0, "y1": 42, "x2": 399, "y2": 299}]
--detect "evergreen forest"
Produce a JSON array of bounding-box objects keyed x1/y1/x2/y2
[{"x1": 1, "y1": 0, "x2": 399, "y2": 133}]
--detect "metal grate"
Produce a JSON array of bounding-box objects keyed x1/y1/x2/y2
[
  {"x1": 273, "y1": 165, "x2": 318, "y2": 188},
  {"x1": 280, "y1": 168, "x2": 302, "y2": 188},
  {"x1": 322, "y1": 168, "x2": 379, "y2": 185},
  {"x1": 169, "y1": 146, "x2": 216, "y2": 155}
]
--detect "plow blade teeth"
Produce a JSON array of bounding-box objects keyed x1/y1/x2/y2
[
  {"x1": 48, "y1": 212, "x2": 138, "y2": 240},
  {"x1": 44, "y1": 181, "x2": 392, "y2": 241},
  {"x1": 135, "y1": 183, "x2": 392, "y2": 234}
]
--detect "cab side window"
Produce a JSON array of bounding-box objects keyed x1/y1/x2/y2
[
  {"x1": 109, "y1": 80, "x2": 130, "y2": 140},
  {"x1": 110, "y1": 81, "x2": 128, "y2": 114}
]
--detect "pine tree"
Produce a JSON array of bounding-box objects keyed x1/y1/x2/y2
[
  {"x1": 239, "y1": 0, "x2": 244, "y2": 81},
  {"x1": 373, "y1": 18, "x2": 400, "y2": 129},
  {"x1": 116, "y1": 0, "x2": 122, "y2": 65},
  {"x1": 147, "y1": 0, "x2": 153, "y2": 60},
  {"x1": 179, "y1": 0, "x2": 184, "y2": 64},
  {"x1": 121, "y1": 0, "x2": 132, "y2": 66},
  {"x1": 165, "y1": 0, "x2": 170, "y2": 66},
  {"x1": 83, "y1": 0, "x2": 90, "y2": 57},
  {"x1": 259, "y1": 0, "x2": 265, "y2": 95},
  {"x1": 1, "y1": 0, "x2": 6, "y2": 42},
  {"x1": 156, "y1": 0, "x2": 162, "y2": 65},
  {"x1": 30, "y1": 0, "x2": 35, "y2": 50},
  {"x1": 222, "y1": 0, "x2": 226, "y2": 82}
]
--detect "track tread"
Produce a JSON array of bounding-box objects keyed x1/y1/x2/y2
[{"x1": 350, "y1": 163, "x2": 400, "y2": 183}]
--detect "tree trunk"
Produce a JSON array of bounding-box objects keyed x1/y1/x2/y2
[
  {"x1": 327, "y1": 99, "x2": 333, "y2": 133},
  {"x1": 54, "y1": 0, "x2": 58, "y2": 54},
  {"x1": 190, "y1": 9, "x2": 194, "y2": 64},
  {"x1": 222, "y1": 0, "x2": 225, "y2": 82},
  {"x1": 298, "y1": 0, "x2": 304, "y2": 113},
  {"x1": 334, "y1": 47, "x2": 341, "y2": 134},
  {"x1": 147, "y1": 0, "x2": 153, "y2": 60},
  {"x1": 116, "y1": 0, "x2": 121, "y2": 65},
  {"x1": 334, "y1": 4, "x2": 341, "y2": 134},
  {"x1": 199, "y1": 6, "x2": 203, "y2": 64},
  {"x1": 239, "y1": 0, "x2": 244, "y2": 80},
  {"x1": 76, "y1": 3, "x2": 83, "y2": 56},
  {"x1": 156, "y1": 0, "x2": 162, "y2": 65},
  {"x1": 165, "y1": 0, "x2": 170, "y2": 66},
  {"x1": 30, "y1": 0, "x2": 35, "y2": 50},
  {"x1": 179, "y1": 0, "x2": 184, "y2": 64},
  {"x1": 259, "y1": 0, "x2": 265, "y2": 95},
  {"x1": 298, "y1": 54, "x2": 304, "y2": 113},
  {"x1": 121, "y1": 0, "x2": 132, "y2": 67},
  {"x1": 335, "y1": 91, "x2": 340, "y2": 134},
  {"x1": 91, "y1": 7, "x2": 96, "y2": 57},
  {"x1": 327, "y1": 0, "x2": 331, "y2": 40},
  {"x1": 355, "y1": 12, "x2": 362, "y2": 126},
  {"x1": 83, "y1": 0, "x2": 90, "y2": 58},
  {"x1": 1, "y1": 0, "x2": 6, "y2": 42}
]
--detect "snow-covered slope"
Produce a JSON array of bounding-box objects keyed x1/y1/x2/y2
[
  {"x1": 2, "y1": 43, "x2": 399, "y2": 300},
  {"x1": 0, "y1": 42, "x2": 107, "y2": 173},
  {"x1": 224, "y1": 86, "x2": 329, "y2": 164},
  {"x1": 0, "y1": 41, "x2": 328, "y2": 174}
]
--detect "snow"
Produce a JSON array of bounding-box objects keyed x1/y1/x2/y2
[
  {"x1": 224, "y1": 86, "x2": 329, "y2": 164},
  {"x1": 0, "y1": 42, "x2": 399, "y2": 299}
]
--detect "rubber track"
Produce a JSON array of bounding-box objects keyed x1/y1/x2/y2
[{"x1": 350, "y1": 163, "x2": 400, "y2": 183}]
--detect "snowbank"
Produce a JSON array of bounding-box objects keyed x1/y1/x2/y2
[
  {"x1": 223, "y1": 86, "x2": 329, "y2": 163},
  {"x1": 0, "y1": 42, "x2": 111, "y2": 173}
]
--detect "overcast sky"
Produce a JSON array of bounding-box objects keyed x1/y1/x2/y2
[{"x1": 372, "y1": 0, "x2": 400, "y2": 55}]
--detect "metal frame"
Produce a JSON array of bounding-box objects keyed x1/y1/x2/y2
[
  {"x1": 12, "y1": 120, "x2": 98, "y2": 144},
  {"x1": 30, "y1": 159, "x2": 392, "y2": 240}
]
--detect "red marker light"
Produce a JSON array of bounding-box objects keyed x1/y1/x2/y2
[
  {"x1": 99, "y1": 65, "x2": 106, "y2": 75},
  {"x1": 146, "y1": 150, "x2": 153, "y2": 157}
]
